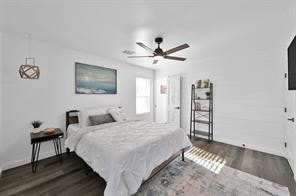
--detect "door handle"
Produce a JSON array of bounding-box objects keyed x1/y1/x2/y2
[
  {"x1": 288, "y1": 118, "x2": 294, "y2": 122},
  {"x1": 174, "y1": 107, "x2": 180, "y2": 109}
]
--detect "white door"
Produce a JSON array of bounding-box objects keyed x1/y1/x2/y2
[
  {"x1": 155, "y1": 78, "x2": 168, "y2": 123},
  {"x1": 284, "y1": 75, "x2": 296, "y2": 174},
  {"x1": 167, "y1": 75, "x2": 181, "y2": 127}
]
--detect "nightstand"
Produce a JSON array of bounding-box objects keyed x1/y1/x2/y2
[{"x1": 30, "y1": 128, "x2": 64, "y2": 173}]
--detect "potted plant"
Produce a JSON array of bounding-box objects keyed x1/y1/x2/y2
[
  {"x1": 205, "y1": 92, "x2": 211, "y2": 99},
  {"x1": 31, "y1": 120, "x2": 43, "y2": 133}
]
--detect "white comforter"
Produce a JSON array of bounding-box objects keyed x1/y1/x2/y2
[{"x1": 65, "y1": 120, "x2": 192, "y2": 196}]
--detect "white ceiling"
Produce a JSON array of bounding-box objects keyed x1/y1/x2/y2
[{"x1": 1, "y1": 0, "x2": 294, "y2": 69}]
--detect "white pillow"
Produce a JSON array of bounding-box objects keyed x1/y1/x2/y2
[
  {"x1": 118, "y1": 107, "x2": 128, "y2": 121},
  {"x1": 108, "y1": 107, "x2": 128, "y2": 122},
  {"x1": 79, "y1": 107, "x2": 110, "y2": 127}
]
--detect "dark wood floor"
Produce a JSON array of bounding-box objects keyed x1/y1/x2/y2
[{"x1": 0, "y1": 138, "x2": 295, "y2": 196}]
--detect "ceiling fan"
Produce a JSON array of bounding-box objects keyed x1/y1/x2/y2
[{"x1": 128, "y1": 37, "x2": 189, "y2": 64}]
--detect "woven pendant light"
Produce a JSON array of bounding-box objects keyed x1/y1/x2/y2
[
  {"x1": 19, "y1": 34, "x2": 40, "y2": 79},
  {"x1": 19, "y1": 58, "x2": 40, "y2": 79}
]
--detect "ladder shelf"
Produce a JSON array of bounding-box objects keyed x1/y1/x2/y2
[{"x1": 190, "y1": 83, "x2": 213, "y2": 142}]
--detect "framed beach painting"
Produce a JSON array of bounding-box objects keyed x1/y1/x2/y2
[{"x1": 75, "y1": 62, "x2": 117, "y2": 94}]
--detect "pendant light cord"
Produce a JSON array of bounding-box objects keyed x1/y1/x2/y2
[{"x1": 28, "y1": 33, "x2": 31, "y2": 58}]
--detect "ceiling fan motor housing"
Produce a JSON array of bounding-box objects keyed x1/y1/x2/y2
[
  {"x1": 154, "y1": 48, "x2": 164, "y2": 54},
  {"x1": 155, "y1": 37, "x2": 163, "y2": 44},
  {"x1": 154, "y1": 37, "x2": 164, "y2": 55}
]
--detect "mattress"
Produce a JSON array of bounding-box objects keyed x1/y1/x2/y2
[{"x1": 65, "y1": 120, "x2": 192, "y2": 196}]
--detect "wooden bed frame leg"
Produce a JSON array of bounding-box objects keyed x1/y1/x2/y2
[{"x1": 182, "y1": 149, "x2": 185, "y2": 162}]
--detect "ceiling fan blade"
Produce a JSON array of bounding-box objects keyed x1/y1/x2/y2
[
  {"x1": 136, "y1": 42, "x2": 156, "y2": 54},
  {"x1": 164, "y1": 56, "x2": 186, "y2": 61},
  {"x1": 153, "y1": 59, "x2": 158, "y2": 64},
  {"x1": 128, "y1": 56, "x2": 153, "y2": 58},
  {"x1": 164, "y1": 44, "x2": 189, "y2": 55}
]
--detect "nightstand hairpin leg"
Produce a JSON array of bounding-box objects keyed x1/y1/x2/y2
[
  {"x1": 53, "y1": 139, "x2": 58, "y2": 158},
  {"x1": 53, "y1": 138, "x2": 63, "y2": 163},
  {"x1": 31, "y1": 142, "x2": 41, "y2": 173},
  {"x1": 58, "y1": 138, "x2": 63, "y2": 162},
  {"x1": 31, "y1": 143, "x2": 35, "y2": 164}
]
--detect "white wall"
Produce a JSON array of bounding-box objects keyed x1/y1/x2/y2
[
  {"x1": 1, "y1": 33, "x2": 154, "y2": 170},
  {"x1": 155, "y1": 48, "x2": 286, "y2": 156},
  {"x1": 291, "y1": 0, "x2": 296, "y2": 180},
  {"x1": 281, "y1": 0, "x2": 296, "y2": 179},
  {"x1": 154, "y1": 7, "x2": 295, "y2": 156},
  {"x1": 0, "y1": 1, "x2": 4, "y2": 174},
  {"x1": 0, "y1": 32, "x2": 3, "y2": 173},
  {"x1": 294, "y1": 0, "x2": 296, "y2": 181}
]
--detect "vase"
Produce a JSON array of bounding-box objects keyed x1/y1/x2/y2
[
  {"x1": 32, "y1": 127, "x2": 41, "y2": 133},
  {"x1": 203, "y1": 79, "x2": 210, "y2": 88},
  {"x1": 195, "y1": 80, "x2": 202, "y2": 88},
  {"x1": 195, "y1": 102, "x2": 201, "y2": 110}
]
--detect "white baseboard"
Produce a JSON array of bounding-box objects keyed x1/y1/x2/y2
[
  {"x1": 214, "y1": 136, "x2": 285, "y2": 157},
  {"x1": 1, "y1": 150, "x2": 64, "y2": 171}
]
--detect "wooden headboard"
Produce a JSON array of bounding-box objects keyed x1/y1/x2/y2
[{"x1": 66, "y1": 110, "x2": 79, "y2": 129}]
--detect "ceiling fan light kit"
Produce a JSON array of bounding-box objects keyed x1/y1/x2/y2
[
  {"x1": 128, "y1": 37, "x2": 189, "y2": 64},
  {"x1": 154, "y1": 55, "x2": 163, "y2": 60}
]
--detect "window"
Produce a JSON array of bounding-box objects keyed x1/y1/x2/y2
[{"x1": 136, "y1": 77, "x2": 151, "y2": 114}]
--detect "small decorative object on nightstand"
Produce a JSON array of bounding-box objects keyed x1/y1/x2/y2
[
  {"x1": 30, "y1": 128, "x2": 63, "y2": 173},
  {"x1": 31, "y1": 120, "x2": 43, "y2": 133},
  {"x1": 44, "y1": 128, "x2": 56, "y2": 134}
]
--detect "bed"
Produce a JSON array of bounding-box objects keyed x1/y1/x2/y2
[{"x1": 65, "y1": 108, "x2": 192, "y2": 196}]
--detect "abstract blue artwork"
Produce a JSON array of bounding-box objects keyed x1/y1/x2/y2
[{"x1": 75, "y1": 62, "x2": 117, "y2": 94}]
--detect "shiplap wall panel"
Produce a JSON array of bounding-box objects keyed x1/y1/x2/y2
[{"x1": 155, "y1": 48, "x2": 286, "y2": 156}]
